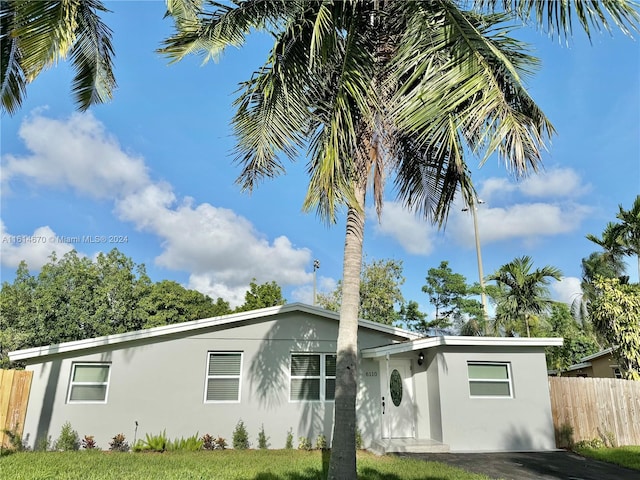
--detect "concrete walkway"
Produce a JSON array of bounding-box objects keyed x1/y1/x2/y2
[{"x1": 398, "y1": 451, "x2": 640, "y2": 480}]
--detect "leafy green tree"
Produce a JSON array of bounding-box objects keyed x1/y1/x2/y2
[
  {"x1": 488, "y1": 256, "x2": 562, "y2": 337},
  {"x1": 235, "y1": 279, "x2": 285, "y2": 312},
  {"x1": 1, "y1": 0, "x2": 116, "y2": 114},
  {"x1": 141, "y1": 280, "x2": 231, "y2": 328},
  {"x1": 399, "y1": 300, "x2": 428, "y2": 334},
  {"x1": 161, "y1": 2, "x2": 639, "y2": 477},
  {"x1": 317, "y1": 258, "x2": 406, "y2": 325},
  {"x1": 590, "y1": 278, "x2": 640, "y2": 380},
  {"x1": 543, "y1": 303, "x2": 600, "y2": 373},
  {"x1": 0, "y1": 261, "x2": 36, "y2": 367},
  {"x1": 421, "y1": 261, "x2": 483, "y2": 332}
]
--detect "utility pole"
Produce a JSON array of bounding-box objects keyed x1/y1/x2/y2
[
  {"x1": 463, "y1": 200, "x2": 489, "y2": 332},
  {"x1": 313, "y1": 259, "x2": 320, "y2": 305}
]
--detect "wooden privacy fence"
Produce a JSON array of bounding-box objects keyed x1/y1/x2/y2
[
  {"x1": 549, "y1": 376, "x2": 640, "y2": 446},
  {"x1": 0, "y1": 369, "x2": 32, "y2": 448}
]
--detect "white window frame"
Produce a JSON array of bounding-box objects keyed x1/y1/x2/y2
[
  {"x1": 289, "y1": 353, "x2": 336, "y2": 402},
  {"x1": 67, "y1": 363, "x2": 111, "y2": 404},
  {"x1": 204, "y1": 352, "x2": 243, "y2": 403},
  {"x1": 467, "y1": 362, "x2": 513, "y2": 399}
]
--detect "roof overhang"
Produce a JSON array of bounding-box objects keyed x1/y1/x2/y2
[
  {"x1": 565, "y1": 362, "x2": 592, "y2": 371},
  {"x1": 9, "y1": 302, "x2": 420, "y2": 363},
  {"x1": 361, "y1": 336, "x2": 564, "y2": 358}
]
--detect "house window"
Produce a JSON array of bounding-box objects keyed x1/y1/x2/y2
[
  {"x1": 290, "y1": 353, "x2": 336, "y2": 401},
  {"x1": 67, "y1": 363, "x2": 110, "y2": 403},
  {"x1": 205, "y1": 352, "x2": 242, "y2": 402},
  {"x1": 613, "y1": 368, "x2": 622, "y2": 379},
  {"x1": 467, "y1": 362, "x2": 512, "y2": 398}
]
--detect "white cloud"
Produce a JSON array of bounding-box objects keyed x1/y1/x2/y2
[
  {"x1": 552, "y1": 276, "x2": 583, "y2": 306},
  {"x1": 0, "y1": 221, "x2": 75, "y2": 270},
  {"x1": 448, "y1": 202, "x2": 592, "y2": 248},
  {"x1": 369, "y1": 202, "x2": 437, "y2": 256},
  {"x1": 2, "y1": 112, "x2": 149, "y2": 198},
  {"x1": 2, "y1": 113, "x2": 314, "y2": 307},
  {"x1": 519, "y1": 168, "x2": 590, "y2": 198},
  {"x1": 479, "y1": 167, "x2": 590, "y2": 202}
]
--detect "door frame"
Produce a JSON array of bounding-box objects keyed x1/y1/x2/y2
[{"x1": 380, "y1": 356, "x2": 415, "y2": 439}]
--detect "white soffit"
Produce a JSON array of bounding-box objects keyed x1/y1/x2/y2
[{"x1": 361, "y1": 336, "x2": 564, "y2": 358}]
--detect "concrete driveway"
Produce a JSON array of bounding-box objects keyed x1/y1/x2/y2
[{"x1": 397, "y1": 451, "x2": 640, "y2": 480}]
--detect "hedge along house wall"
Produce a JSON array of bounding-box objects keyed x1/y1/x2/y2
[
  {"x1": 549, "y1": 376, "x2": 640, "y2": 447},
  {"x1": 0, "y1": 370, "x2": 32, "y2": 448}
]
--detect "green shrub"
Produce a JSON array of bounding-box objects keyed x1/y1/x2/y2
[
  {"x1": 233, "y1": 420, "x2": 250, "y2": 449},
  {"x1": 355, "y1": 427, "x2": 363, "y2": 450},
  {"x1": 54, "y1": 422, "x2": 80, "y2": 451},
  {"x1": 1, "y1": 427, "x2": 27, "y2": 452},
  {"x1": 285, "y1": 428, "x2": 293, "y2": 449},
  {"x1": 298, "y1": 436, "x2": 312, "y2": 451},
  {"x1": 81, "y1": 435, "x2": 98, "y2": 450},
  {"x1": 575, "y1": 438, "x2": 606, "y2": 450},
  {"x1": 168, "y1": 434, "x2": 203, "y2": 452},
  {"x1": 555, "y1": 423, "x2": 574, "y2": 449},
  {"x1": 315, "y1": 434, "x2": 327, "y2": 450},
  {"x1": 135, "y1": 431, "x2": 169, "y2": 452},
  {"x1": 108, "y1": 433, "x2": 130, "y2": 452},
  {"x1": 35, "y1": 433, "x2": 51, "y2": 452},
  {"x1": 257, "y1": 424, "x2": 269, "y2": 450}
]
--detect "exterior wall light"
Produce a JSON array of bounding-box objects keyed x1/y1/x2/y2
[{"x1": 417, "y1": 352, "x2": 424, "y2": 366}]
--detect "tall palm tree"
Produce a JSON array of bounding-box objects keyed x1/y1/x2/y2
[
  {"x1": 572, "y1": 250, "x2": 627, "y2": 325},
  {"x1": 160, "y1": 2, "x2": 638, "y2": 478},
  {"x1": 616, "y1": 195, "x2": 640, "y2": 280},
  {"x1": 1, "y1": 0, "x2": 116, "y2": 114},
  {"x1": 586, "y1": 221, "x2": 627, "y2": 273},
  {"x1": 488, "y1": 256, "x2": 562, "y2": 337}
]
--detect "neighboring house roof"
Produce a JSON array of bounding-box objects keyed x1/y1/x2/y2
[
  {"x1": 561, "y1": 347, "x2": 617, "y2": 372},
  {"x1": 580, "y1": 347, "x2": 615, "y2": 363},
  {"x1": 362, "y1": 335, "x2": 563, "y2": 358},
  {"x1": 8, "y1": 302, "x2": 421, "y2": 362}
]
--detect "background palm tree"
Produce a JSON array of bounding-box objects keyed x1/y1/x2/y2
[
  {"x1": 488, "y1": 256, "x2": 562, "y2": 337},
  {"x1": 616, "y1": 195, "x2": 640, "y2": 280},
  {"x1": 1, "y1": 0, "x2": 116, "y2": 114},
  {"x1": 161, "y1": 2, "x2": 638, "y2": 478}
]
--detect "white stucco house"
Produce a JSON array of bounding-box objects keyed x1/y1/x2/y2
[{"x1": 8, "y1": 303, "x2": 562, "y2": 453}]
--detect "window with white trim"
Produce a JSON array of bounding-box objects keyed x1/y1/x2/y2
[
  {"x1": 290, "y1": 353, "x2": 336, "y2": 401},
  {"x1": 205, "y1": 352, "x2": 242, "y2": 402},
  {"x1": 67, "y1": 363, "x2": 110, "y2": 403},
  {"x1": 467, "y1": 362, "x2": 512, "y2": 397}
]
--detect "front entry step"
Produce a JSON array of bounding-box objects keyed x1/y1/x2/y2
[{"x1": 370, "y1": 438, "x2": 450, "y2": 455}]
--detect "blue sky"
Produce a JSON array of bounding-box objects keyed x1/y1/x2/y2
[{"x1": 1, "y1": 2, "x2": 639, "y2": 315}]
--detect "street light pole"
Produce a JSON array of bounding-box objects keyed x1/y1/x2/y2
[
  {"x1": 464, "y1": 201, "x2": 489, "y2": 331},
  {"x1": 313, "y1": 259, "x2": 320, "y2": 305}
]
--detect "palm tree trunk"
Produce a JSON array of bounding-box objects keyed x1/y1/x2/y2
[{"x1": 327, "y1": 181, "x2": 366, "y2": 480}]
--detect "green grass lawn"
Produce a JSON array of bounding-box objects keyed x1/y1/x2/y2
[
  {"x1": 574, "y1": 446, "x2": 640, "y2": 471},
  {"x1": 0, "y1": 449, "x2": 491, "y2": 480}
]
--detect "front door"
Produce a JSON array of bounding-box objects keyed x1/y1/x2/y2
[{"x1": 381, "y1": 359, "x2": 414, "y2": 438}]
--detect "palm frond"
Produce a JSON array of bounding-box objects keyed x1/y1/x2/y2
[
  {"x1": 303, "y1": 4, "x2": 378, "y2": 221},
  {"x1": 232, "y1": 12, "x2": 315, "y2": 192},
  {"x1": 160, "y1": 0, "x2": 301, "y2": 63},
  {"x1": 69, "y1": 0, "x2": 116, "y2": 110},
  {"x1": 474, "y1": 0, "x2": 640, "y2": 40},
  {"x1": 391, "y1": 2, "x2": 554, "y2": 181},
  {"x1": 1, "y1": 0, "x2": 114, "y2": 113},
  {"x1": 1, "y1": 2, "x2": 27, "y2": 115}
]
